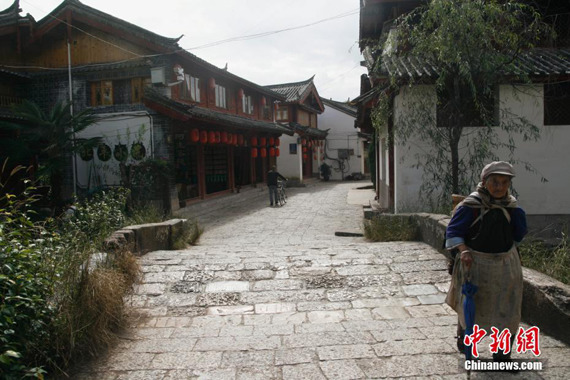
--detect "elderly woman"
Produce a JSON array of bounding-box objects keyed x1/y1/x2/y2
[{"x1": 445, "y1": 161, "x2": 527, "y2": 362}]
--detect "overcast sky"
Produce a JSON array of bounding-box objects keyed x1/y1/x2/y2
[{"x1": 8, "y1": 0, "x2": 366, "y2": 102}]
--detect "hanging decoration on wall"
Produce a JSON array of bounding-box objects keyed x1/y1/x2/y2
[
  {"x1": 275, "y1": 138, "x2": 280, "y2": 147},
  {"x1": 275, "y1": 148, "x2": 280, "y2": 157},
  {"x1": 238, "y1": 135, "x2": 244, "y2": 146},
  {"x1": 260, "y1": 147, "x2": 267, "y2": 158},
  {"x1": 260, "y1": 137, "x2": 267, "y2": 146},
  {"x1": 131, "y1": 142, "x2": 146, "y2": 160},
  {"x1": 97, "y1": 143, "x2": 112, "y2": 161},
  {"x1": 251, "y1": 136, "x2": 258, "y2": 146},
  {"x1": 269, "y1": 137, "x2": 275, "y2": 146},
  {"x1": 200, "y1": 131, "x2": 208, "y2": 144},
  {"x1": 208, "y1": 131, "x2": 216, "y2": 144},
  {"x1": 113, "y1": 144, "x2": 128, "y2": 162},
  {"x1": 269, "y1": 147, "x2": 275, "y2": 157},
  {"x1": 251, "y1": 147, "x2": 258, "y2": 158},
  {"x1": 221, "y1": 131, "x2": 228, "y2": 144}
]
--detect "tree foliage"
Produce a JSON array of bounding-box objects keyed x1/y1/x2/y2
[
  {"x1": 372, "y1": 0, "x2": 551, "y2": 208},
  {"x1": 1, "y1": 101, "x2": 99, "y2": 208}
]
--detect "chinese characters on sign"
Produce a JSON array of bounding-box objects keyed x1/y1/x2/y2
[{"x1": 463, "y1": 325, "x2": 541, "y2": 358}]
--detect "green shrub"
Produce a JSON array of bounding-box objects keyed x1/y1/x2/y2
[
  {"x1": 1, "y1": 178, "x2": 141, "y2": 378},
  {"x1": 363, "y1": 215, "x2": 418, "y2": 242},
  {"x1": 519, "y1": 232, "x2": 569, "y2": 285}
]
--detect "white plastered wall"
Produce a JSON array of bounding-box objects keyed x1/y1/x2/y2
[
  {"x1": 392, "y1": 84, "x2": 570, "y2": 215},
  {"x1": 276, "y1": 133, "x2": 302, "y2": 179},
  {"x1": 318, "y1": 105, "x2": 363, "y2": 180}
]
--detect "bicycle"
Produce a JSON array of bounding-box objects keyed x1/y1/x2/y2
[{"x1": 277, "y1": 180, "x2": 287, "y2": 206}]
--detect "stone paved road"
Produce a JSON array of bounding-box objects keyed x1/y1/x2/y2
[{"x1": 78, "y1": 182, "x2": 569, "y2": 379}]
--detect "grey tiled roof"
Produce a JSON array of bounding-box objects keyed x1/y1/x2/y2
[
  {"x1": 321, "y1": 98, "x2": 357, "y2": 117},
  {"x1": 288, "y1": 122, "x2": 328, "y2": 139},
  {"x1": 380, "y1": 48, "x2": 570, "y2": 79},
  {"x1": 265, "y1": 76, "x2": 315, "y2": 102},
  {"x1": 144, "y1": 87, "x2": 293, "y2": 136}
]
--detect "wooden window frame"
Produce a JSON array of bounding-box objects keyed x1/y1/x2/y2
[
  {"x1": 242, "y1": 94, "x2": 254, "y2": 114},
  {"x1": 215, "y1": 84, "x2": 227, "y2": 109}
]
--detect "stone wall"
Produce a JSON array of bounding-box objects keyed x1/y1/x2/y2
[{"x1": 365, "y1": 212, "x2": 570, "y2": 345}]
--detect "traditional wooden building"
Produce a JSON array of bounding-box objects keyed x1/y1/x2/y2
[
  {"x1": 264, "y1": 76, "x2": 327, "y2": 181},
  {"x1": 0, "y1": 0, "x2": 290, "y2": 210}
]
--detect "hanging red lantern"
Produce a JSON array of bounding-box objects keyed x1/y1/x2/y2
[
  {"x1": 208, "y1": 131, "x2": 216, "y2": 143},
  {"x1": 233, "y1": 134, "x2": 238, "y2": 145},
  {"x1": 303, "y1": 153, "x2": 308, "y2": 160},
  {"x1": 269, "y1": 147, "x2": 275, "y2": 157},
  {"x1": 302, "y1": 147, "x2": 307, "y2": 153},
  {"x1": 261, "y1": 96, "x2": 267, "y2": 107},
  {"x1": 191, "y1": 129, "x2": 199, "y2": 142},
  {"x1": 238, "y1": 135, "x2": 244, "y2": 145},
  {"x1": 208, "y1": 78, "x2": 215, "y2": 89},
  {"x1": 260, "y1": 137, "x2": 267, "y2": 146},
  {"x1": 275, "y1": 148, "x2": 280, "y2": 157},
  {"x1": 251, "y1": 136, "x2": 258, "y2": 146},
  {"x1": 301, "y1": 138, "x2": 307, "y2": 146},
  {"x1": 221, "y1": 131, "x2": 228, "y2": 144},
  {"x1": 260, "y1": 147, "x2": 267, "y2": 158},
  {"x1": 275, "y1": 138, "x2": 280, "y2": 147},
  {"x1": 200, "y1": 131, "x2": 208, "y2": 144},
  {"x1": 269, "y1": 137, "x2": 275, "y2": 146},
  {"x1": 251, "y1": 148, "x2": 258, "y2": 158}
]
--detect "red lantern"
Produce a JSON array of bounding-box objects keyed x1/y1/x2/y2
[
  {"x1": 200, "y1": 131, "x2": 208, "y2": 144},
  {"x1": 208, "y1": 131, "x2": 216, "y2": 143},
  {"x1": 303, "y1": 153, "x2": 308, "y2": 160},
  {"x1": 269, "y1": 137, "x2": 275, "y2": 146},
  {"x1": 251, "y1": 148, "x2": 258, "y2": 158},
  {"x1": 269, "y1": 147, "x2": 275, "y2": 157},
  {"x1": 208, "y1": 78, "x2": 215, "y2": 89},
  {"x1": 301, "y1": 139, "x2": 307, "y2": 146},
  {"x1": 221, "y1": 132, "x2": 228, "y2": 144},
  {"x1": 238, "y1": 135, "x2": 244, "y2": 145},
  {"x1": 308, "y1": 141, "x2": 312, "y2": 148},
  {"x1": 251, "y1": 136, "x2": 258, "y2": 146},
  {"x1": 261, "y1": 96, "x2": 267, "y2": 107},
  {"x1": 190, "y1": 129, "x2": 199, "y2": 142},
  {"x1": 233, "y1": 134, "x2": 238, "y2": 145},
  {"x1": 260, "y1": 147, "x2": 267, "y2": 158},
  {"x1": 260, "y1": 137, "x2": 267, "y2": 146},
  {"x1": 275, "y1": 138, "x2": 280, "y2": 147},
  {"x1": 275, "y1": 148, "x2": 280, "y2": 157},
  {"x1": 302, "y1": 147, "x2": 307, "y2": 153}
]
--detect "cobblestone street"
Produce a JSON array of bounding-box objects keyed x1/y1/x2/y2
[{"x1": 79, "y1": 182, "x2": 570, "y2": 379}]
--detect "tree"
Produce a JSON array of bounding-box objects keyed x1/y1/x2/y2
[
  {"x1": 372, "y1": 0, "x2": 551, "y2": 208},
  {"x1": 1, "y1": 101, "x2": 99, "y2": 208}
]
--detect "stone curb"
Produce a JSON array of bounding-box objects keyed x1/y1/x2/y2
[
  {"x1": 104, "y1": 219, "x2": 187, "y2": 256},
  {"x1": 365, "y1": 211, "x2": 570, "y2": 346}
]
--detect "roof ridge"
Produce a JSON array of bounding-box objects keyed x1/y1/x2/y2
[{"x1": 264, "y1": 75, "x2": 315, "y2": 89}]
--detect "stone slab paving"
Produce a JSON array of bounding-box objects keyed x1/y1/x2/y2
[{"x1": 76, "y1": 182, "x2": 570, "y2": 379}]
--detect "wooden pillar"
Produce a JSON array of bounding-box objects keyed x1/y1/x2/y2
[
  {"x1": 250, "y1": 154, "x2": 256, "y2": 185},
  {"x1": 227, "y1": 145, "x2": 235, "y2": 191},
  {"x1": 198, "y1": 145, "x2": 206, "y2": 199}
]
